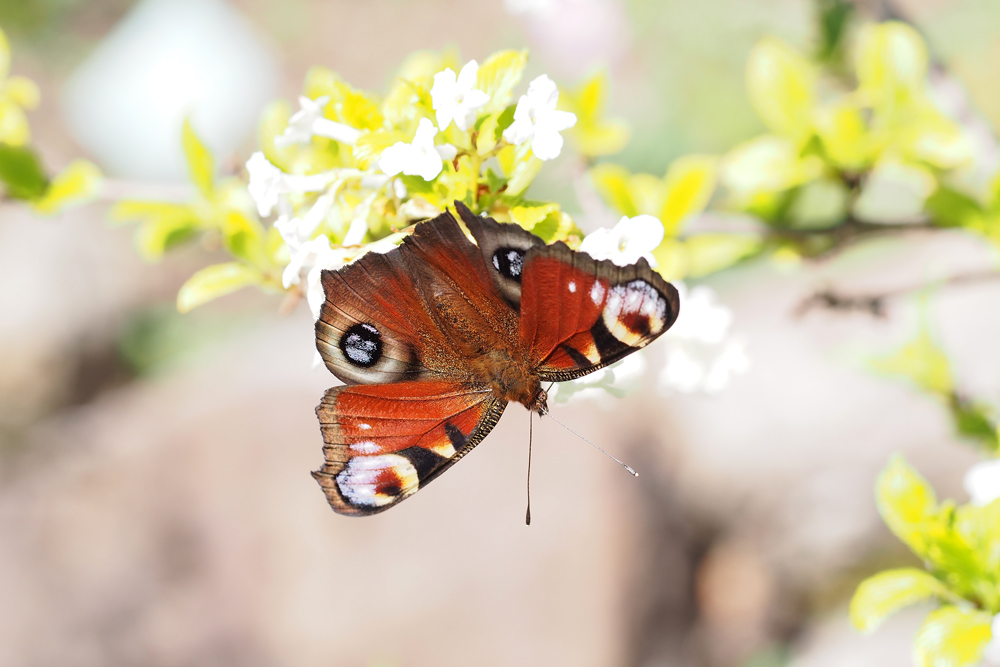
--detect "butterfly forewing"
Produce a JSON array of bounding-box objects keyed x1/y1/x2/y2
[
  {"x1": 520, "y1": 243, "x2": 680, "y2": 382},
  {"x1": 314, "y1": 381, "x2": 506, "y2": 516}
]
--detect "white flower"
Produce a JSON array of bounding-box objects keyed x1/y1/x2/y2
[
  {"x1": 431, "y1": 61, "x2": 490, "y2": 132},
  {"x1": 275, "y1": 96, "x2": 362, "y2": 148},
  {"x1": 964, "y1": 459, "x2": 1000, "y2": 507},
  {"x1": 378, "y1": 118, "x2": 457, "y2": 181},
  {"x1": 502, "y1": 74, "x2": 577, "y2": 160},
  {"x1": 274, "y1": 191, "x2": 335, "y2": 260},
  {"x1": 579, "y1": 215, "x2": 665, "y2": 267},
  {"x1": 549, "y1": 353, "x2": 647, "y2": 406},
  {"x1": 245, "y1": 151, "x2": 336, "y2": 217},
  {"x1": 985, "y1": 615, "x2": 1000, "y2": 665},
  {"x1": 658, "y1": 282, "x2": 750, "y2": 394}
]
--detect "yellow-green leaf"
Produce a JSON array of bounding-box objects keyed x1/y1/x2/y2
[
  {"x1": 745, "y1": 37, "x2": 816, "y2": 142},
  {"x1": 721, "y1": 135, "x2": 823, "y2": 196},
  {"x1": 509, "y1": 202, "x2": 560, "y2": 230},
  {"x1": 222, "y1": 210, "x2": 266, "y2": 266},
  {"x1": 660, "y1": 155, "x2": 717, "y2": 235},
  {"x1": 353, "y1": 129, "x2": 407, "y2": 170},
  {"x1": 913, "y1": 606, "x2": 993, "y2": 667},
  {"x1": 177, "y1": 262, "x2": 263, "y2": 313},
  {"x1": 876, "y1": 455, "x2": 941, "y2": 557},
  {"x1": 477, "y1": 50, "x2": 529, "y2": 113},
  {"x1": 683, "y1": 234, "x2": 762, "y2": 277},
  {"x1": 856, "y1": 22, "x2": 928, "y2": 112},
  {"x1": 589, "y1": 163, "x2": 638, "y2": 217},
  {"x1": 5, "y1": 75, "x2": 39, "y2": 109},
  {"x1": 872, "y1": 326, "x2": 953, "y2": 395},
  {"x1": 561, "y1": 71, "x2": 630, "y2": 157},
  {"x1": 851, "y1": 569, "x2": 955, "y2": 633},
  {"x1": 815, "y1": 101, "x2": 874, "y2": 171},
  {"x1": 0, "y1": 99, "x2": 30, "y2": 146},
  {"x1": 505, "y1": 151, "x2": 542, "y2": 198},
  {"x1": 31, "y1": 160, "x2": 102, "y2": 215},
  {"x1": 0, "y1": 25, "x2": 9, "y2": 81},
  {"x1": 182, "y1": 118, "x2": 215, "y2": 200}
]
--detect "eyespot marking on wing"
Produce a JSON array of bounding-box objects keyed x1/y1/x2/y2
[
  {"x1": 602, "y1": 279, "x2": 670, "y2": 346},
  {"x1": 336, "y1": 454, "x2": 418, "y2": 507},
  {"x1": 492, "y1": 247, "x2": 525, "y2": 282},
  {"x1": 340, "y1": 322, "x2": 383, "y2": 368}
]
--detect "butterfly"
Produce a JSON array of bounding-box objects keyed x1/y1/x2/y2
[{"x1": 312, "y1": 201, "x2": 680, "y2": 516}]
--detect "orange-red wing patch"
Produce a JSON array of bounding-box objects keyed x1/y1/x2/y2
[
  {"x1": 313, "y1": 381, "x2": 506, "y2": 516},
  {"x1": 520, "y1": 244, "x2": 680, "y2": 382}
]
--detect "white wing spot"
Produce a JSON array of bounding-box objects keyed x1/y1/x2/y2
[
  {"x1": 590, "y1": 280, "x2": 606, "y2": 306},
  {"x1": 350, "y1": 441, "x2": 380, "y2": 454},
  {"x1": 568, "y1": 281, "x2": 577, "y2": 293},
  {"x1": 357, "y1": 423, "x2": 372, "y2": 430}
]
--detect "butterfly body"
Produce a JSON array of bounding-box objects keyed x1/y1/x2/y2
[{"x1": 313, "y1": 202, "x2": 678, "y2": 516}]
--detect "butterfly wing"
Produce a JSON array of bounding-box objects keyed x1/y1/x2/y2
[
  {"x1": 455, "y1": 200, "x2": 545, "y2": 311},
  {"x1": 313, "y1": 381, "x2": 506, "y2": 516},
  {"x1": 315, "y1": 209, "x2": 519, "y2": 385},
  {"x1": 519, "y1": 243, "x2": 680, "y2": 382},
  {"x1": 314, "y1": 210, "x2": 519, "y2": 516}
]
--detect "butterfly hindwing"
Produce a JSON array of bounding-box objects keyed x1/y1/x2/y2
[
  {"x1": 519, "y1": 243, "x2": 680, "y2": 381},
  {"x1": 313, "y1": 381, "x2": 506, "y2": 516}
]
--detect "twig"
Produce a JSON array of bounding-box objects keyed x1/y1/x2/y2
[{"x1": 795, "y1": 269, "x2": 1000, "y2": 317}]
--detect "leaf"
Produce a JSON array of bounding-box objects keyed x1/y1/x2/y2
[
  {"x1": 814, "y1": 101, "x2": 873, "y2": 171},
  {"x1": 0, "y1": 99, "x2": 31, "y2": 146},
  {"x1": 913, "y1": 606, "x2": 993, "y2": 667},
  {"x1": 509, "y1": 202, "x2": 560, "y2": 230},
  {"x1": 221, "y1": 210, "x2": 266, "y2": 266},
  {"x1": 871, "y1": 326, "x2": 953, "y2": 395},
  {"x1": 112, "y1": 200, "x2": 201, "y2": 260},
  {"x1": 856, "y1": 22, "x2": 928, "y2": 113},
  {"x1": 31, "y1": 160, "x2": 102, "y2": 214},
  {"x1": 561, "y1": 71, "x2": 630, "y2": 157},
  {"x1": 745, "y1": 37, "x2": 816, "y2": 142},
  {"x1": 875, "y1": 455, "x2": 942, "y2": 558},
  {"x1": 925, "y1": 187, "x2": 984, "y2": 229},
  {"x1": 589, "y1": 163, "x2": 638, "y2": 217},
  {"x1": 176, "y1": 263, "x2": 263, "y2": 313},
  {"x1": 352, "y1": 129, "x2": 407, "y2": 170},
  {"x1": 505, "y1": 151, "x2": 542, "y2": 198},
  {"x1": 5, "y1": 76, "x2": 39, "y2": 109},
  {"x1": 682, "y1": 234, "x2": 763, "y2": 278},
  {"x1": 0, "y1": 143, "x2": 48, "y2": 200},
  {"x1": 477, "y1": 50, "x2": 529, "y2": 113},
  {"x1": 660, "y1": 155, "x2": 717, "y2": 235},
  {"x1": 850, "y1": 569, "x2": 954, "y2": 633},
  {"x1": 788, "y1": 178, "x2": 850, "y2": 229},
  {"x1": 182, "y1": 118, "x2": 215, "y2": 200},
  {"x1": 0, "y1": 24, "x2": 9, "y2": 79},
  {"x1": 721, "y1": 135, "x2": 823, "y2": 196}
]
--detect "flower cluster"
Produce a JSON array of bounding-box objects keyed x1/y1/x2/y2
[{"x1": 116, "y1": 49, "x2": 588, "y2": 315}]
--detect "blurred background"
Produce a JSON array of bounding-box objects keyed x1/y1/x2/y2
[{"x1": 1, "y1": 0, "x2": 1000, "y2": 665}]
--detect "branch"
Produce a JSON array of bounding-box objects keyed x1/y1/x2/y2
[{"x1": 795, "y1": 268, "x2": 1000, "y2": 317}]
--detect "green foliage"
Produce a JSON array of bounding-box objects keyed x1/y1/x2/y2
[
  {"x1": 559, "y1": 71, "x2": 630, "y2": 158},
  {"x1": 0, "y1": 142, "x2": 46, "y2": 199},
  {"x1": 177, "y1": 262, "x2": 264, "y2": 314},
  {"x1": 852, "y1": 455, "x2": 1000, "y2": 663},
  {"x1": 851, "y1": 568, "x2": 955, "y2": 633},
  {"x1": 871, "y1": 325, "x2": 953, "y2": 396}
]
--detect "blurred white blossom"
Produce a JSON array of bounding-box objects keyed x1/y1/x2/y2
[
  {"x1": 503, "y1": 0, "x2": 552, "y2": 16},
  {"x1": 379, "y1": 118, "x2": 457, "y2": 181},
  {"x1": 658, "y1": 282, "x2": 750, "y2": 394},
  {"x1": 549, "y1": 353, "x2": 647, "y2": 407},
  {"x1": 579, "y1": 214, "x2": 664, "y2": 267},
  {"x1": 431, "y1": 61, "x2": 490, "y2": 132},
  {"x1": 503, "y1": 74, "x2": 577, "y2": 160},
  {"x1": 964, "y1": 459, "x2": 1000, "y2": 507},
  {"x1": 246, "y1": 151, "x2": 337, "y2": 217},
  {"x1": 275, "y1": 95, "x2": 362, "y2": 148},
  {"x1": 985, "y1": 614, "x2": 1000, "y2": 665}
]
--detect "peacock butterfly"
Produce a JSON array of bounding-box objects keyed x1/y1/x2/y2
[{"x1": 312, "y1": 201, "x2": 680, "y2": 516}]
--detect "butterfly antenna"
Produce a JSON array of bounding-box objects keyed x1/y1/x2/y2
[
  {"x1": 548, "y1": 413, "x2": 639, "y2": 477},
  {"x1": 526, "y1": 411, "x2": 533, "y2": 526}
]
